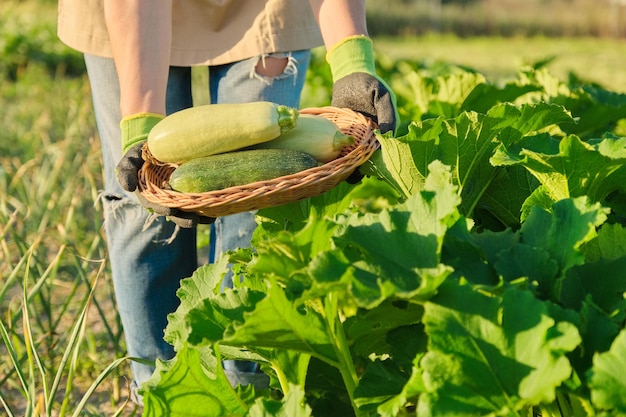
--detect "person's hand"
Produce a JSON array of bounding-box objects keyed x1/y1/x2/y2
[
  {"x1": 117, "y1": 113, "x2": 164, "y2": 192},
  {"x1": 327, "y1": 36, "x2": 398, "y2": 183},
  {"x1": 116, "y1": 141, "x2": 148, "y2": 192},
  {"x1": 116, "y1": 113, "x2": 215, "y2": 228},
  {"x1": 327, "y1": 36, "x2": 398, "y2": 135},
  {"x1": 135, "y1": 191, "x2": 215, "y2": 228}
]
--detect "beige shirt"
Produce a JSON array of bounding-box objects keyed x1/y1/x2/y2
[{"x1": 57, "y1": 0, "x2": 324, "y2": 66}]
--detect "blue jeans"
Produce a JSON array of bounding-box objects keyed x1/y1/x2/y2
[{"x1": 84, "y1": 50, "x2": 311, "y2": 399}]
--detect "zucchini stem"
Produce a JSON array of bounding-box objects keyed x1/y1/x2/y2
[
  {"x1": 332, "y1": 132, "x2": 355, "y2": 150},
  {"x1": 276, "y1": 105, "x2": 299, "y2": 133}
]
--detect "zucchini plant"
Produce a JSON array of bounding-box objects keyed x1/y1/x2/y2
[{"x1": 139, "y1": 60, "x2": 626, "y2": 417}]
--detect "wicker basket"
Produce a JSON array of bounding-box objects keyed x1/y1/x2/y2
[{"x1": 137, "y1": 106, "x2": 380, "y2": 217}]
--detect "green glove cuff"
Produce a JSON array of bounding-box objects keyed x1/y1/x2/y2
[
  {"x1": 120, "y1": 113, "x2": 164, "y2": 154},
  {"x1": 327, "y1": 35, "x2": 376, "y2": 82}
]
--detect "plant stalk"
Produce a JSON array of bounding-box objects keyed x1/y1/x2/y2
[{"x1": 323, "y1": 293, "x2": 363, "y2": 417}]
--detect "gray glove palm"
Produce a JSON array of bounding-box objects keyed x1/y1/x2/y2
[
  {"x1": 327, "y1": 36, "x2": 399, "y2": 183},
  {"x1": 331, "y1": 72, "x2": 397, "y2": 135},
  {"x1": 116, "y1": 142, "x2": 214, "y2": 228}
]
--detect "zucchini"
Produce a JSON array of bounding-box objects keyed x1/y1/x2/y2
[
  {"x1": 248, "y1": 114, "x2": 354, "y2": 162},
  {"x1": 169, "y1": 148, "x2": 318, "y2": 193},
  {"x1": 147, "y1": 101, "x2": 299, "y2": 163}
]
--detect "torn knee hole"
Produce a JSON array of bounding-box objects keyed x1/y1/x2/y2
[{"x1": 254, "y1": 56, "x2": 289, "y2": 77}]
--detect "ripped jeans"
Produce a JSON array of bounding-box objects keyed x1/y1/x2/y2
[{"x1": 84, "y1": 50, "x2": 311, "y2": 400}]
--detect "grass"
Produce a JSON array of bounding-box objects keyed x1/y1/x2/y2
[
  {"x1": 3, "y1": 0, "x2": 626, "y2": 416},
  {"x1": 0, "y1": 62, "x2": 140, "y2": 415},
  {"x1": 0, "y1": 3, "x2": 139, "y2": 414}
]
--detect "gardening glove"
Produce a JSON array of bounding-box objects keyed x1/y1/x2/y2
[
  {"x1": 116, "y1": 113, "x2": 215, "y2": 228},
  {"x1": 327, "y1": 36, "x2": 399, "y2": 183},
  {"x1": 117, "y1": 113, "x2": 164, "y2": 192},
  {"x1": 134, "y1": 191, "x2": 215, "y2": 228},
  {"x1": 327, "y1": 35, "x2": 399, "y2": 135}
]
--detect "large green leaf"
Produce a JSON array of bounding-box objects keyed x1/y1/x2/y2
[
  {"x1": 250, "y1": 185, "x2": 362, "y2": 296},
  {"x1": 419, "y1": 282, "x2": 581, "y2": 417},
  {"x1": 565, "y1": 299, "x2": 621, "y2": 382},
  {"x1": 582, "y1": 222, "x2": 626, "y2": 262},
  {"x1": 500, "y1": 198, "x2": 608, "y2": 300},
  {"x1": 435, "y1": 111, "x2": 504, "y2": 215},
  {"x1": 252, "y1": 164, "x2": 460, "y2": 311},
  {"x1": 343, "y1": 302, "x2": 425, "y2": 357},
  {"x1": 353, "y1": 358, "x2": 417, "y2": 415},
  {"x1": 375, "y1": 355, "x2": 425, "y2": 417},
  {"x1": 362, "y1": 132, "x2": 425, "y2": 199},
  {"x1": 184, "y1": 285, "x2": 267, "y2": 347},
  {"x1": 165, "y1": 259, "x2": 267, "y2": 349},
  {"x1": 142, "y1": 346, "x2": 253, "y2": 417},
  {"x1": 448, "y1": 197, "x2": 608, "y2": 299},
  {"x1": 423, "y1": 71, "x2": 484, "y2": 118},
  {"x1": 247, "y1": 384, "x2": 312, "y2": 417},
  {"x1": 164, "y1": 256, "x2": 231, "y2": 351},
  {"x1": 255, "y1": 181, "x2": 358, "y2": 234},
  {"x1": 526, "y1": 197, "x2": 606, "y2": 254},
  {"x1": 222, "y1": 284, "x2": 337, "y2": 364},
  {"x1": 330, "y1": 161, "x2": 459, "y2": 308},
  {"x1": 354, "y1": 324, "x2": 427, "y2": 416},
  {"x1": 365, "y1": 102, "x2": 573, "y2": 228},
  {"x1": 520, "y1": 67, "x2": 626, "y2": 138},
  {"x1": 398, "y1": 69, "x2": 488, "y2": 119},
  {"x1": 560, "y1": 256, "x2": 626, "y2": 314},
  {"x1": 588, "y1": 329, "x2": 626, "y2": 416},
  {"x1": 474, "y1": 165, "x2": 539, "y2": 228},
  {"x1": 441, "y1": 219, "x2": 502, "y2": 285},
  {"x1": 462, "y1": 81, "x2": 542, "y2": 115},
  {"x1": 486, "y1": 102, "x2": 573, "y2": 142},
  {"x1": 495, "y1": 134, "x2": 626, "y2": 204}
]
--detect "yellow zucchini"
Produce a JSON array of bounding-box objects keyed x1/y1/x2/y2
[
  {"x1": 248, "y1": 114, "x2": 354, "y2": 162},
  {"x1": 147, "y1": 101, "x2": 299, "y2": 164}
]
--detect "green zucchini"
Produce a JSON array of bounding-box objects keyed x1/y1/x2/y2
[
  {"x1": 248, "y1": 114, "x2": 354, "y2": 162},
  {"x1": 169, "y1": 148, "x2": 319, "y2": 193},
  {"x1": 148, "y1": 101, "x2": 299, "y2": 164}
]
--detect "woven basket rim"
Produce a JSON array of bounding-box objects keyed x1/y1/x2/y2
[{"x1": 137, "y1": 106, "x2": 379, "y2": 217}]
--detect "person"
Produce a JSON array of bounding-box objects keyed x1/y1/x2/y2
[{"x1": 57, "y1": 0, "x2": 397, "y2": 405}]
